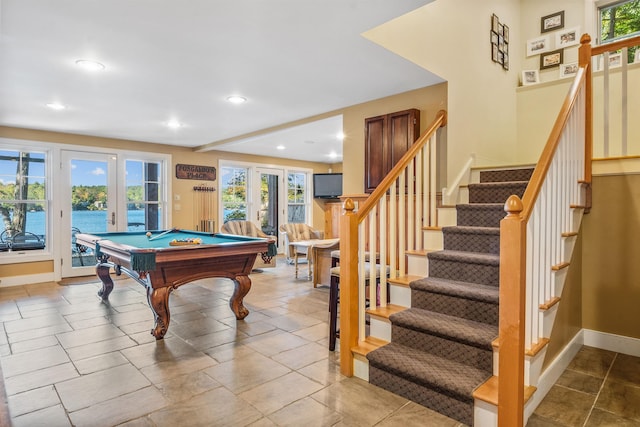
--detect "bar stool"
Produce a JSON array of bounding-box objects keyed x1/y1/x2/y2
[{"x1": 328, "y1": 253, "x2": 389, "y2": 351}]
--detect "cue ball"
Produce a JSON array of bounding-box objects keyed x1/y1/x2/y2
[{"x1": 146, "y1": 232, "x2": 152, "y2": 237}]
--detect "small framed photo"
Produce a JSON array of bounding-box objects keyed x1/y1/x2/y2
[
  {"x1": 541, "y1": 11, "x2": 564, "y2": 33},
  {"x1": 608, "y1": 53, "x2": 622, "y2": 68},
  {"x1": 540, "y1": 49, "x2": 564, "y2": 69},
  {"x1": 522, "y1": 70, "x2": 540, "y2": 86},
  {"x1": 491, "y1": 31, "x2": 499, "y2": 45},
  {"x1": 503, "y1": 52, "x2": 509, "y2": 70},
  {"x1": 559, "y1": 62, "x2": 579, "y2": 78},
  {"x1": 635, "y1": 49, "x2": 640, "y2": 63},
  {"x1": 492, "y1": 14, "x2": 500, "y2": 33},
  {"x1": 492, "y1": 43, "x2": 499, "y2": 62},
  {"x1": 556, "y1": 27, "x2": 580, "y2": 48},
  {"x1": 526, "y1": 35, "x2": 550, "y2": 57},
  {"x1": 503, "y1": 24, "x2": 510, "y2": 43}
]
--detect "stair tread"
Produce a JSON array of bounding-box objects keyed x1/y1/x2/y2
[
  {"x1": 456, "y1": 203, "x2": 504, "y2": 209},
  {"x1": 367, "y1": 342, "x2": 492, "y2": 402},
  {"x1": 468, "y1": 181, "x2": 529, "y2": 187},
  {"x1": 441, "y1": 225, "x2": 499, "y2": 234},
  {"x1": 428, "y1": 250, "x2": 500, "y2": 265},
  {"x1": 411, "y1": 277, "x2": 499, "y2": 304},
  {"x1": 390, "y1": 308, "x2": 497, "y2": 349}
]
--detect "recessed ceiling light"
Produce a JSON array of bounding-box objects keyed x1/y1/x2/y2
[
  {"x1": 336, "y1": 132, "x2": 345, "y2": 140},
  {"x1": 166, "y1": 120, "x2": 182, "y2": 129},
  {"x1": 46, "y1": 102, "x2": 66, "y2": 110},
  {"x1": 276, "y1": 145, "x2": 285, "y2": 150},
  {"x1": 226, "y1": 95, "x2": 247, "y2": 104},
  {"x1": 75, "y1": 59, "x2": 105, "y2": 72},
  {"x1": 329, "y1": 152, "x2": 338, "y2": 159}
]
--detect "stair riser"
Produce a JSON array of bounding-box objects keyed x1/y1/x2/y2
[
  {"x1": 429, "y1": 258, "x2": 499, "y2": 287},
  {"x1": 443, "y1": 231, "x2": 500, "y2": 255},
  {"x1": 456, "y1": 207, "x2": 505, "y2": 228},
  {"x1": 391, "y1": 326, "x2": 493, "y2": 372},
  {"x1": 369, "y1": 367, "x2": 473, "y2": 426},
  {"x1": 479, "y1": 168, "x2": 534, "y2": 183},
  {"x1": 468, "y1": 184, "x2": 527, "y2": 204},
  {"x1": 411, "y1": 290, "x2": 498, "y2": 325}
]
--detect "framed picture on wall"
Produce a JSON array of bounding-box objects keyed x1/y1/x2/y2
[
  {"x1": 608, "y1": 53, "x2": 622, "y2": 68},
  {"x1": 526, "y1": 35, "x2": 550, "y2": 57},
  {"x1": 559, "y1": 62, "x2": 579, "y2": 78},
  {"x1": 541, "y1": 11, "x2": 564, "y2": 33},
  {"x1": 522, "y1": 70, "x2": 540, "y2": 86},
  {"x1": 635, "y1": 49, "x2": 640, "y2": 63},
  {"x1": 556, "y1": 27, "x2": 580, "y2": 48},
  {"x1": 492, "y1": 13, "x2": 500, "y2": 33},
  {"x1": 540, "y1": 49, "x2": 564, "y2": 69}
]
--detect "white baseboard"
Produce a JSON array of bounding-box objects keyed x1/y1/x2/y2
[
  {"x1": 583, "y1": 329, "x2": 640, "y2": 357},
  {"x1": 0, "y1": 272, "x2": 55, "y2": 288}
]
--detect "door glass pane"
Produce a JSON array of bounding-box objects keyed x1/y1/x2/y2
[
  {"x1": 259, "y1": 173, "x2": 279, "y2": 236},
  {"x1": 221, "y1": 167, "x2": 248, "y2": 222},
  {"x1": 287, "y1": 172, "x2": 306, "y2": 223},
  {"x1": 126, "y1": 160, "x2": 162, "y2": 230}
]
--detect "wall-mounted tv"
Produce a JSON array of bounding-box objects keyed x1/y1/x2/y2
[{"x1": 313, "y1": 173, "x2": 343, "y2": 199}]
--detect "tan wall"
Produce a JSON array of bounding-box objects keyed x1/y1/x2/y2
[
  {"x1": 543, "y1": 233, "x2": 583, "y2": 369},
  {"x1": 363, "y1": 0, "x2": 522, "y2": 182},
  {"x1": 581, "y1": 174, "x2": 640, "y2": 339},
  {"x1": 0, "y1": 260, "x2": 53, "y2": 278},
  {"x1": 341, "y1": 84, "x2": 448, "y2": 195}
]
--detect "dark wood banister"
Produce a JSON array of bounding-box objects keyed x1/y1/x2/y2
[{"x1": 338, "y1": 109, "x2": 447, "y2": 376}]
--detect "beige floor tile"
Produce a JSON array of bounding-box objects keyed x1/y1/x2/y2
[
  {"x1": 297, "y1": 358, "x2": 345, "y2": 386},
  {"x1": 72, "y1": 351, "x2": 130, "y2": 375},
  {"x1": 56, "y1": 324, "x2": 126, "y2": 349},
  {"x1": 9, "y1": 334, "x2": 59, "y2": 354},
  {"x1": 533, "y1": 385, "x2": 595, "y2": 426},
  {"x1": 1, "y1": 344, "x2": 70, "y2": 378},
  {"x1": 247, "y1": 417, "x2": 278, "y2": 427},
  {"x1": 263, "y1": 313, "x2": 323, "y2": 332},
  {"x1": 595, "y1": 378, "x2": 640, "y2": 421},
  {"x1": 555, "y1": 368, "x2": 604, "y2": 395},
  {"x1": 139, "y1": 352, "x2": 218, "y2": 384},
  {"x1": 56, "y1": 364, "x2": 151, "y2": 412},
  {"x1": 8, "y1": 384, "x2": 60, "y2": 417},
  {"x1": 205, "y1": 351, "x2": 291, "y2": 393},
  {"x1": 185, "y1": 327, "x2": 250, "y2": 351},
  {"x1": 267, "y1": 396, "x2": 342, "y2": 426},
  {"x1": 155, "y1": 370, "x2": 221, "y2": 402},
  {"x1": 311, "y1": 377, "x2": 408, "y2": 425},
  {"x1": 149, "y1": 387, "x2": 262, "y2": 427},
  {"x1": 7, "y1": 322, "x2": 73, "y2": 344},
  {"x1": 66, "y1": 335, "x2": 138, "y2": 361},
  {"x1": 204, "y1": 342, "x2": 257, "y2": 363},
  {"x1": 238, "y1": 371, "x2": 325, "y2": 415},
  {"x1": 585, "y1": 407, "x2": 640, "y2": 426},
  {"x1": 244, "y1": 330, "x2": 310, "y2": 356},
  {"x1": 5, "y1": 362, "x2": 79, "y2": 395},
  {"x1": 272, "y1": 341, "x2": 329, "y2": 370},
  {"x1": 11, "y1": 404, "x2": 71, "y2": 427},
  {"x1": 3, "y1": 312, "x2": 68, "y2": 334},
  {"x1": 525, "y1": 413, "x2": 566, "y2": 426},
  {"x1": 69, "y1": 386, "x2": 169, "y2": 427},
  {"x1": 566, "y1": 346, "x2": 616, "y2": 378},
  {"x1": 292, "y1": 322, "x2": 330, "y2": 342},
  {"x1": 608, "y1": 353, "x2": 640, "y2": 387},
  {"x1": 119, "y1": 336, "x2": 197, "y2": 369},
  {"x1": 376, "y1": 401, "x2": 460, "y2": 427}
]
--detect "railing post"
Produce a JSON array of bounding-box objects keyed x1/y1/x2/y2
[
  {"x1": 339, "y1": 198, "x2": 359, "y2": 376},
  {"x1": 579, "y1": 34, "x2": 593, "y2": 212},
  {"x1": 498, "y1": 195, "x2": 526, "y2": 427}
]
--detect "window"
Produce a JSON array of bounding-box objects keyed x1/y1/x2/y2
[
  {"x1": 126, "y1": 160, "x2": 162, "y2": 231},
  {"x1": 221, "y1": 166, "x2": 248, "y2": 222},
  {"x1": 0, "y1": 149, "x2": 48, "y2": 252},
  {"x1": 287, "y1": 172, "x2": 307, "y2": 223},
  {"x1": 599, "y1": 0, "x2": 640, "y2": 61}
]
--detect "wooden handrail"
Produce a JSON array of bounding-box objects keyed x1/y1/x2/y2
[
  {"x1": 356, "y1": 110, "x2": 447, "y2": 221},
  {"x1": 591, "y1": 34, "x2": 640, "y2": 56}
]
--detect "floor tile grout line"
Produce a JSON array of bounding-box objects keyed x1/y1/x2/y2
[{"x1": 581, "y1": 352, "x2": 618, "y2": 427}]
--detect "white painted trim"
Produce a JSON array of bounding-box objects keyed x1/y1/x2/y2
[
  {"x1": 583, "y1": 329, "x2": 640, "y2": 356},
  {"x1": 524, "y1": 330, "x2": 584, "y2": 422},
  {"x1": 0, "y1": 273, "x2": 56, "y2": 288}
]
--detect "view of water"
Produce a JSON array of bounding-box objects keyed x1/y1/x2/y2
[{"x1": 2, "y1": 210, "x2": 147, "y2": 236}]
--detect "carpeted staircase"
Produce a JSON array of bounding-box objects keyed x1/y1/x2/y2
[{"x1": 367, "y1": 168, "x2": 534, "y2": 426}]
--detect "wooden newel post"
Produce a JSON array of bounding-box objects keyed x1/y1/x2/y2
[
  {"x1": 498, "y1": 195, "x2": 526, "y2": 427},
  {"x1": 339, "y1": 198, "x2": 359, "y2": 376}
]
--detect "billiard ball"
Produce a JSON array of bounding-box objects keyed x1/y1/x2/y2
[{"x1": 146, "y1": 232, "x2": 152, "y2": 238}]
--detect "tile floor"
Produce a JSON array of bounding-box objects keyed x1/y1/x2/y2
[{"x1": 0, "y1": 257, "x2": 638, "y2": 427}]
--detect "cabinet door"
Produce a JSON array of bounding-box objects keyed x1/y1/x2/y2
[
  {"x1": 364, "y1": 115, "x2": 386, "y2": 193},
  {"x1": 364, "y1": 109, "x2": 420, "y2": 194}
]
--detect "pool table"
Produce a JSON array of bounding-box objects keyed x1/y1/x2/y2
[{"x1": 75, "y1": 229, "x2": 271, "y2": 339}]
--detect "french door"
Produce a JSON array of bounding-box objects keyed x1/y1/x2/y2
[
  {"x1": 253, "y1": 168, "x2": 284, "y2": 241},
  {"x1": 61, "y1": 151, "x2": 117, "y2": 277}
]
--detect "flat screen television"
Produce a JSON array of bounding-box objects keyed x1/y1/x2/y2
[{"x1": 313, "y1": 173, "x2": 343, "y2": 199}]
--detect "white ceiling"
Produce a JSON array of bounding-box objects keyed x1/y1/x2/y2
[{"x1": 0, "y1": 0, "x2": 442, "y2": 163}]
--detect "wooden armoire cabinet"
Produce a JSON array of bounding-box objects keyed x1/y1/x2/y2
[{"x1": 364, "y1": 108, "x2": 420, "y2": 193}]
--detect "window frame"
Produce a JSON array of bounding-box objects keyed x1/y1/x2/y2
[{"x1": 596, "y1": 0, "x2": 640, "y2": 45}]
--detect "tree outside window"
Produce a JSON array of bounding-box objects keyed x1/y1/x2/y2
[
  {"x1": 600, "y1": 0, "x2": 640, "y2": 62},
  {"x1": 287, "y1": 172, "x2": 306, "y2": 223},
  {"x1": 221, "y1": 167, "x2": 248, "y2": 222}
]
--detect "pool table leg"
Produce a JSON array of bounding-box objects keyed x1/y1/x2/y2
[
  {"x1": 147, "y1": 286, "x2": 173, "y2": 339},
  {"x1": 230, "y1": 275, "x2": 251, "y2": 320},
  {"x1": 96, "y1": 264, "x2": 114, "y2": 301}
]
